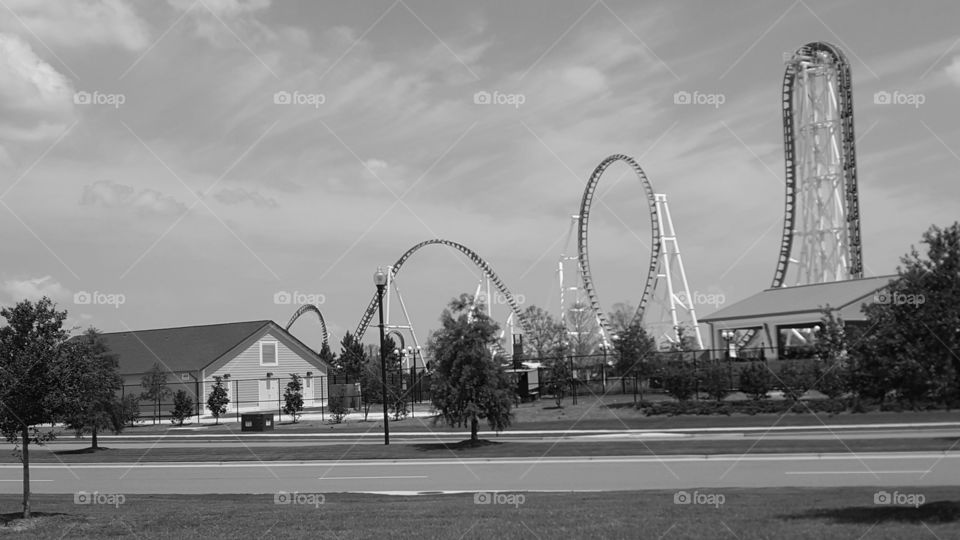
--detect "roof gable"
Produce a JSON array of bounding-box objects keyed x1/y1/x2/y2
[{"x1": 700, "y1": 275, "x2": 896, "y2": 322}]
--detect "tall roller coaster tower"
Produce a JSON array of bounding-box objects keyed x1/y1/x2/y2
[{"x1": 774, "y1": 42, "x2": 863, "y2": 287}]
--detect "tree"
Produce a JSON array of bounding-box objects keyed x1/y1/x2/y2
[
  {"x1": 428, "y1": 294, "x2": 514, "y2": 442},
  {"x1": 0, "y1": 297, "x2": 71, "y2": 518},
  {"x1": 546, "y1": 350, "x2": 572, "y2": 407},
  {"x1": 778, "y1": 361, "x2": 815, "y2": 402},
  {"x1": 813, "y1": 308, "x2": 850, "y2": 399},
  {"x1": 739, "y1": 363, "x2": 773, "y2": 400},
  {"x1": 140, "y1": 363, "x2": 171, "y2": 424},
  {"x1": 59, "y1": 328, "x2": 122, "y2": 450},
  {"x1": 318, "y1": 341, "x2": 337, "y2": 368},
  {"x1": 520, "y1": 305, "x2": 565, "y2": 360},
  {"x1": 207, "y1": 376, "x2": 230, "y2": 425},
  {"x1": 608, "y1": 304, "x2": 657, "y2": 380},
  {"x1": 565, "y1": 301, "x2": 600, "y2": 360},
  {"x1": 169, "y1": 390, "x2": 194, "y2": 426},
  {"x1": 283, "y1": 374, "x2": 304, "y2": 423},
  {"x1": 338, "y1": 332, "x2": 366, "y2": 382}
]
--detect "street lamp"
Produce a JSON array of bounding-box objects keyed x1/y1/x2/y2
[
  {"x1": 720, "y1": 329, "x2": 736, "y2": 360},
  {"x1": 374, "y1": 267, "x2": 390, "y2": 445}
]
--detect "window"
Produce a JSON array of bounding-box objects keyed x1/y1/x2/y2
[{"x1": 260, "y1": 341, "x2": 278, "y2": 366}]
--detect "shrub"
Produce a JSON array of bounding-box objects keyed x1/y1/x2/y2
[
  {"x1": 169, "y1": 390, "x2": 194, "y2": 426},
  {"x1": 739, "y1": 362, "x2": 773, "y2": 400},
  {"x1": 778, "y1": 361, "x2": 815, "y2": 401},
  {"x1": 700, "y1": 363, "x2": 731, "y2": 402},
  {"x1": 661, "y1": 362, "x2": 697, "y2": 402},
  {"x1": 814, "y1": 360, "x2": 848, "y2": 399},
  {"x1": 283, "y1": 374, "x2": 304, "y2": 423},
  {"x1": 329, "y1": 389, "x2": 348, "y2": 424}
]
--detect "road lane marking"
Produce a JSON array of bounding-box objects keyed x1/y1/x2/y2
[
  {"x1": 319, "y1": 476, "x2": 428, "y2": 480},
  {"x1": 785, "y1": 470, "x2": 931, "y2": 475}
]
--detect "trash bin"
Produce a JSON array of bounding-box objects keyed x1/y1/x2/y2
[{"x1": 241, "y1": 413, "x2": 274, "y2": 432}]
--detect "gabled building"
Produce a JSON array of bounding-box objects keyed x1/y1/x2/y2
[
  {"x1": 99, "y1": 320, "x2": 331, "y2": 413},
  {"x1": 700, "y1": 275, "x2": 895, "y2": 360}
]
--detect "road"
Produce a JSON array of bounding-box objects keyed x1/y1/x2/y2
[{"x1": 2, "y1": 453, "x2": 958, "y2": 494}]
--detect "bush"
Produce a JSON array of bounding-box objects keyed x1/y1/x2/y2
[
  {"x1": 169, "y1": 390, "x2": 194, "y2": 426},
  {"x1": 700, "y1": 363, "x2": 731, "y2": 402},
  {"x1": 283, "y1": 374, "x2": 304, "y2": 423},
  {"x1": 778, "y1": 361, "x2": 815, "y2": 401},
  {"x1": 814, "y1": 360, "x2": 848, "y2": 399},
  {"x1": 329, "y1": 389, "x2": 348, "y2": 424},
  {"x1": 661, "y1": 362, "x2": 697, "y2": 402},
  {"x1": 637, "y1": 398, "x2": 849, "y2": 416},
  {"x1": 739, "y1": 362, "x2": 773, "y2": 400}
]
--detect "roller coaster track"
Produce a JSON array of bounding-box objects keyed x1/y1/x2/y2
[
  {"x1": 354, "y1": 239, "x2": 532, "y2": 347},
  {"x1": 577, "y1": 154, "x2": 661, "y2": 340},
  {"x1": 773, "y1": 41, "x2": 862, "y2": 288},
  {"x1": 285, "y1": 304, "x2": 329, "y2": 350}
]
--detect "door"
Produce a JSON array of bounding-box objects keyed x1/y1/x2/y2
[
  {"x1": 258, "y1": 379, "x2": 279, "y2": 410},
  {"x1": 302, "y1": 376, "x2": 315, "y2": 407}
]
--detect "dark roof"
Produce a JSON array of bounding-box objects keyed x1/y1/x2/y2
[
  {"x1": 95, "y1": 320, "x2": 273, "y2": 374},
  {"x1": 700, "y1": 275, "x2": 896, "y2": 322}
]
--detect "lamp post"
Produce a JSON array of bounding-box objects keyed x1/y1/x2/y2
[
  {"x1": 721, "y1": 329, "x2": 735, "y2": 361},
  {"x1": 374, "y1": 267, "x2": 390, "y2": 445}
]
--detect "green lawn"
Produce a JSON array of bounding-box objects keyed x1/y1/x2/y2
[
  {"x1": 1, "y1": 488, "x2": 958, "y2": 539},
  {"x1": 7, "y1": 436, "x2": 959, "y2": 464},
  {"x1": 118, "y1": 396, "x2": 960, "y2": 435}
]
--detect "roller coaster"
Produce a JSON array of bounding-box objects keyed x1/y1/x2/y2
[
  {"x1": 284, "y1": 40, "x2": 864, "y2": 358},
  {"x1": 774, "y1": 41, "x2": 863, "y2": 288}
]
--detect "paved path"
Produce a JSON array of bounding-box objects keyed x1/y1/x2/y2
[{"x1": 2, "y1": 452, "x2": 957, "y2": 494}]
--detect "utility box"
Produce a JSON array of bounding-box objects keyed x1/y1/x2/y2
[{"x1": 241, "y1": 413, "x2": 274, "y2": 432}]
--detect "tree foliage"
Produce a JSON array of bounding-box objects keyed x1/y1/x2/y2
[
  {"x1": 520, "y1": 305, "x2": 565, "y2": 360},
  {"x1": 140, "y1": 363, "x2": 171, "y2": 423},
  {"x1": 338, "y1": 332, "x2": 366, "y2": 381},
  {"x1": 608, "y1": 304, "x2": 657, "y2": 377},
  {"x1": 428, "y1": 294, "x2": 513, "y2": 442},
  {"x1": 283, "y1": 374, "x2": 304, "y2": 423},
  {"x1": 739, "y1": 363, "x2": 773, "y2": 401},
  {"x1": 0, "y1": 297, "x2": 70, "y2": 518},
  {"x1": 169, "y1": 389, "x2": 194, "y2": 426},
  {"x1": 207, "y1": 376, "x2": 230, "y2": 425},
  {"x1": 59, "y1": 327, "x2": 121, "y2": 449}
]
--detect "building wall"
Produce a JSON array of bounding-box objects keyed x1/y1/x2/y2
[{"x1": 202, "y1": 330, "x2": 328, "y2": 412}]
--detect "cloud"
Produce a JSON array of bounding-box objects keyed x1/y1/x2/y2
[
  {"x1": 945, "y1": 55, "x2": 960, "y2": 87},
  {"x1": 0, "y1": 276, "x2": 69, "y2": 304},
  {"x1": 167, "y1": 0, "x2": 274, "y2": 47},
  {"x1": 213, "y1": 187, "x2": 277, "y2": 207},
  {"x1": 81, "y1": 180, "x2": 187, "y2": 217},
  {"x1": 0, "y1": 33, "x2": 74, "y2": 143},
  {"x1": 1, "y1": 0, "x2": 151, "y2": 51}
]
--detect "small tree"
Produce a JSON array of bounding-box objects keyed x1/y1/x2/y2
[
  {"x1": 739, "y1": 363, "x2": 773, "y2": 400},
  {"x1": 169, "y1": 390, "x2": 194, "y2": 426},
  {"x1": 662, "y1": 362, "x2": 697, "y2": 402},
  {"x1": 700, "y1": 362, "x2": 731, "y2": 402},
  {"x1": 428, "y1": 294, "x2": 514, "y2": 442},
  {"x1": 207, "y1": 376, "x2": 230, "y2": 425},
  {"x1": 283, "y1": 374, "x2": 304, "y2": 423},
  {"x1": 547, "y1": 354, "x2": 572, "y2": 407},
  {"x1": 140, "y1": 363, "x2": 171, "y2": 424}
]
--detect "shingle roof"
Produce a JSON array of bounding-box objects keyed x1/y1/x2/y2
[
  {"x1": 95, "y1": 320, "x2": 273, "y2": 374},
  {"x1": 700, "y1": 275, "x2": 896, "y2": 322}
]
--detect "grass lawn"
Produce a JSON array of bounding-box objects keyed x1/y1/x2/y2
[
  {"x1": 1, "y1": 488, "x2": 958, "y2": 539},
  {"x1": 6, "y1": 436, "x2": 959, "y2": 463},
  {"x1": 116, "y1": 395, "x2": 960, "y2": 435}
]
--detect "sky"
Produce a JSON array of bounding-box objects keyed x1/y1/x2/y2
[{"x1": 0, "y1": 0, "x2": 958, "y2": 353}]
